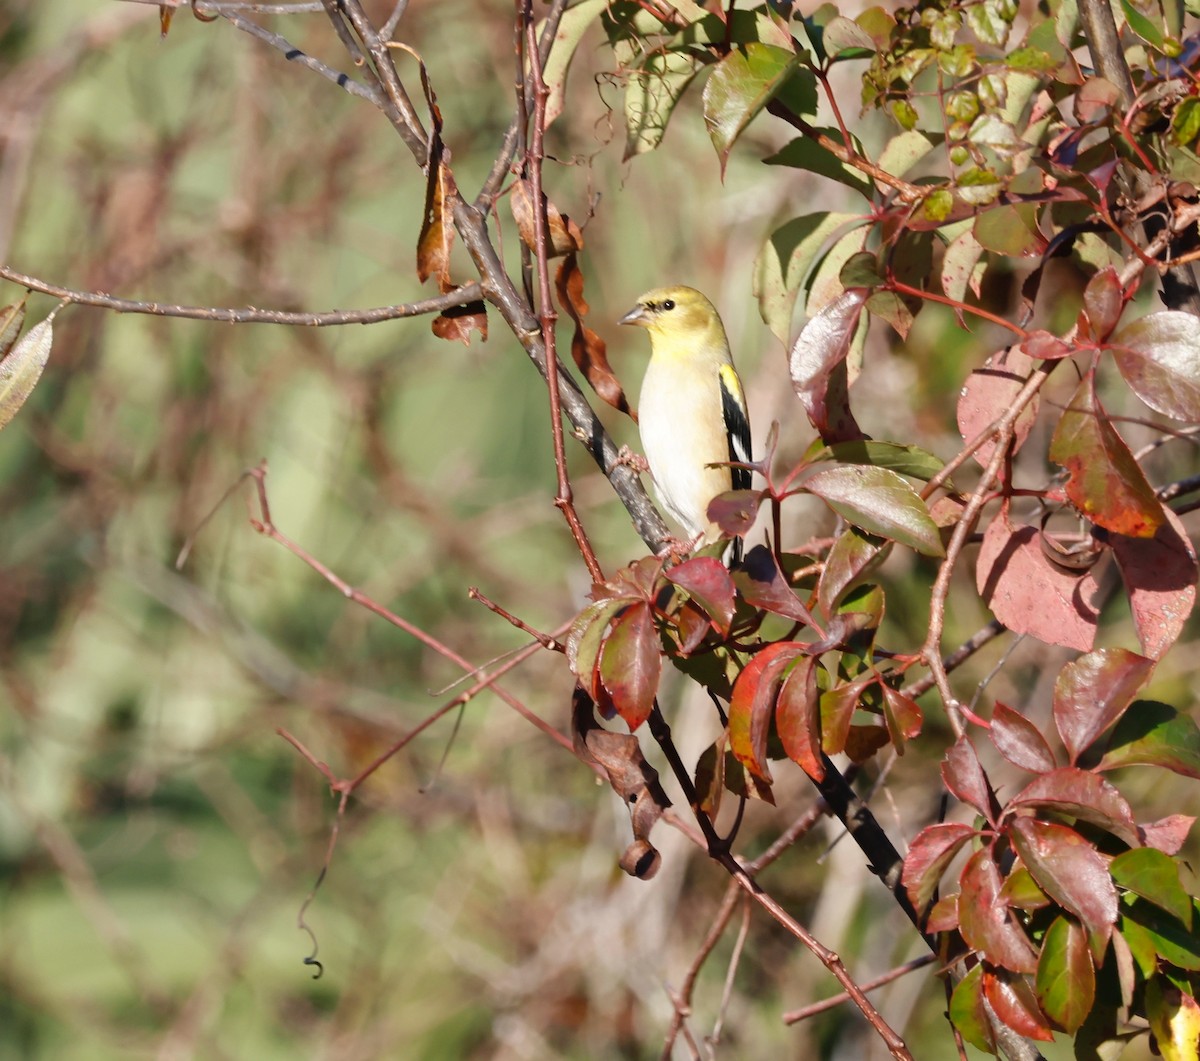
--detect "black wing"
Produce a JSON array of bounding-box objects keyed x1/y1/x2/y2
[{"x1": 718, "y1": 364, "x2": 752, "y2": 492}]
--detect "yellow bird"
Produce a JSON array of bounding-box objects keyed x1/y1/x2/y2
[{"x1": 620, "y1": 285, "x2": 752, "y2": 558}]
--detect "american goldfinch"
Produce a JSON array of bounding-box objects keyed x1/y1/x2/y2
[{"x1": 620, "y1": 285, "x2": 752, "y2": 557}]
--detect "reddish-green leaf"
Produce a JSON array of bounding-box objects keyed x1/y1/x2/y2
[
  {"x1": 1110, "y1": 310, "x2": 1200, "y2": 421},
  {"x1": 1022, "y1": 330, "x2": 1075, "y2": 360},
  {"x1": 702, "y1": 43, "x2": 806, "y2": 175},
  {"x1": 820, "y1": 674, "x2": 873, "y2": 755},
  {"x1": 1140, "y1": 814, "x2": 1195, "y2": 855},
  {"x1": 975, "y1": 202, "x2": 1042, "y2": 256},
  {"x1": 1009, "y1": 767, "x2": 1139, "y2": 847},
  {"x1": 1049, "y1": 373, "x2": 1165, "y2": 538},
  {"x1": 804, "y1": 465, "x2": 944, "y2": 557},
  {"x1": 733, "y1": 545, "x2": 818, "y2": 625},
  {"x1": 776, "y1": 656, "x2": 823, "y2": 780},
  {"x1": 1111, "y1": 849, "x2": 1193, "y2": 926},
  {"x1": 990, "y1": 702, "x2": 1057, "y2": 774},
  {"x1": 942, "y1": 736, "x2": 998, "y2": 824},
  {"x1": 818, "y1": 527, "x2": 888, "y2": 618},
  {"x1": 666, "y1": 557, "x2": 736, "y2": 635},
  {"x1": 881, "y1": 684, "x2": 922, "y2": 752},
  {"x1": 1099, "y1": 700, "x2": 1200, "y2": 779},
  {"x1": 1053, "y1": 647, "x2": 1156, "y2": 763},
  {"x1": 959, "y1": 849, "x2": 1040, "y2": 973},
  {"x1": 788, "y1": 287, "x2": 868, "y2": 443},
  {"x1": 1082, "y1": 266, "x2": 1125, "y2": 340},
  {"x1": 902, "y1": 822, "x2": 978, "y2": 911},
  {"x1": 728, "y1": 642, "x2": 805, "y2": 781},
  {"x1": 949, "y1": 964, "x2": 997, "y2": 1053},
  {"x1": 976, "y1": 510, "x2": 1101, "y2": 651},
  {"x1": 1009, "y1": 818, "x2": 1118, "y2": 935},
  {"x1": 1001, "y1": 866, "x2": 1051, "y2": 910},
  {"x1": 598, "y1": 602, "x2": 662, "y2": 730},
  {"x1": 568, "y1": 598, "x2": 630, "y2": 697},
  {"x1": 928, "y1": 893, "x2": 960, "y2": 933},
  {"x1": 984, "y1": 967, "x2": 1055, "y2": 1041},
  {"x1": 1112, "y1": 506, "x2": 1198, "y2": 660},
  {"x1": 1036, "y1": 915, "x2": 1095, "y2": 1033}
]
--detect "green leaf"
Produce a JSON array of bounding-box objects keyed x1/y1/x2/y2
[
  {"x1": 950, "y1": 963, "x2": 997, "y2": 1053},
  {"x1": 0, "y1": 316, "x2": 54, "y2": 433},
  {"x1": 877, "y1": 130, "x2": 935, "y2": 177},
  {"x1": 623, "y1": 46, "x2": 706, "y2": 159},
  {"x1": 967, "y1": 0, "x2": 1014, "y2": 45},
  {"x1": 1111, "y1": 849, "x2": 1193, "y2": 927},
  {"x1": 541, "y1": 0, "x2": 610, "y2": 125},
  {"x1": 1120, "y1": 0, "x2": 1165, "y2": 49},
  {"x1": 754, "y1": 212, "x2": 861, "y2": 343},
  {"x1": 1171, "y1": 98, "x2": 1200, "y2": 147},
  {"x1": 702, "y1": 43, "x2": 805, "y2": 175},
  {"x1": 808, "y1": 439, "x2": 947, "y2": 482},
  {"x1": 1099, "y1": 700, "x2": 1200, "y2": 778},
  {"x1": 1036, "y1": 916, "x2": 1095, "y2": 1033},
  {"x1": 803, "y1": 465, "x2": 945, "y2": 556},
  {"x1": 1124, "y1": 898, "x2": 1200, "y2": 971}
]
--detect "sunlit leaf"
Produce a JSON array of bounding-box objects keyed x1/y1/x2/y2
[
  {"x1": 788, "y1": 288, "x2": 868, "y2": 443},
  {"x1": 949, "y1": 963, "x2": 997, "y2": 1053},
  {"x1": 804, "y1": 465, "x2": 944, "y2": 556},
  {"x1": 817, "y1": 527, "x2": 888, "y2": 618},
  {"x1": 1053, "y1": 647, "x2": 1155, "y2": 764},
  {"x1": 1082, "y1": 266, "x2": 1124, "y2": 340},
  {"x1": 1036, "y1": 915, "x2": 1095, "y2": 1033},
  {"x1": 666, "y1": 556, "x2": 736, "y2": 635},
  {"x1": 1147, "y1": 978, "x2": 1200, "y2": 1061},
  {"x1": 881, "y1": 684, "x2": 922, "y2": 752},
  {"x1": 1126, "y1": 899, "x2": 1200, "y2": 971},
  {"x1": 983, "y1": 966, "x2": 1055, "y2": 1041},
  {"x1": 1010, "y1": 767, "x2": 1139, "y2": 846},
  {"x1": 623, "y1": 45, "x2": 705, "y2": 158},
  {"x1": 942, "y1": 736, "x2": 998, "y2": 824},
  {"x1": 1110, "y1": 310, "x2": 1200, "y2": 421},
  {"x1": 1009, "y1": 818, "x2": 1118, "y2": 935},
  {"x1": 598, "y1": 602, "x2": 662, "y2": 730},
  {"x1": 959, "y1": 848, "x2": 1040, "y2": 972},
  {"x1": 956, "y1": 345, "x2": 1038, "y2": 468},
  {"x1": 541, "y1": 0, "x2": 609, "y2": 126},
  {"x1": 1050, "y1": 373, "x2": 1164, "y2": 538},
  {"x1": 976, "y1": 509, "x2": 1100, "y2": 651},
  {"x1": 1111, "y1": 849, "x2": 1193, "y2": 926},
  {"x1": 776, "y1": 655, "x2": 823, "y2": 780},
  {"x1": 702, "y1": 43, "x2": 808, "y2": 176},
  {"x1": 990, "y1": 702, "x2": 1056, "y2": 774},
  {"x1": 1112, "y1": 506, "x2": 1198, "y2": 660},
  {"x1": 728, "y1": 640, "x2": 805, "y2": 781},
  {"x1": 902, "y1": 821, "x2": 977, "y2": 911}
]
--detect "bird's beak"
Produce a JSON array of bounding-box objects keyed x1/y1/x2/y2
[{"x1": 619, "y1": 304, "x2": 650, "y2": 327}]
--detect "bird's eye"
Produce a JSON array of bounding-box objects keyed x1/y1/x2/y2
[{"x1": 662, "y1": 299, "x2": 675, "y2": 311}]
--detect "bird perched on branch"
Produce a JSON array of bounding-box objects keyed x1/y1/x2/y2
[{"x1": 620, "y1": 285, "x2": 752, "y2": 559}]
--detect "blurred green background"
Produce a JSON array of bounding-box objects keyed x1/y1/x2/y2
[{"x1": 0, "y1": 3, "x2": 1193, "y2": 1059}]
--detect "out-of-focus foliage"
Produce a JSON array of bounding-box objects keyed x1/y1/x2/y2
[{"x1": 4, "y1": 0, "x2": 1200, "y2": 1059}]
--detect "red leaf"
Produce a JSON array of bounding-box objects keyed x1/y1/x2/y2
[
  {"x1": 788, "y1": 288, "x2": 868, "y2": 443},
  {"x1": 1036, "y1": 915, "x2": 1096, "y2": 1033},
  {"x1": 775, "y1": 656, "x2": 823, "y2": 780},
  {"x1": 881, "y1": 684, "x2": 923, "y2": 752},
  {"x1": 959, "y1": 848, "x2": 1040, "y2": 973},
  {"x1": 728, "y1": 642, "x2": 805, "y2": 781},
  {"x1": 928, "y1": 894, "x2": 960, "y2": 933},
  {"x1": 1112, "y1": 506, "x2": 1198, "y2": 660},
  {"x1": 942, "y1": 736, "x2": 998, "y2": 825},
  {"x1": 1140, "y1": 814, "x2": 1195, "y2": 855},
  {"x1": 1082, "y1": 266, "x2": 1125, "y2": 340},
  {"x1": 1053, "y1": 648, "x2": 1156, "y2": 764},
  {"x1": 556, "y1": 252, "x2": 633, "y2": 416},
  {"x1": 708, "y1": 489, "x2": 762, "y2": 539},
  {"x1": 990, "y1": 702, "x2": 1057, "y2": 774},
  {"x1": 567, "y1": 598, "x2": 629, "y2": 698},
  {"x1": 1010, "y1": 767, "x2": 1139, "y2": 847},
  {"x1": 431, "y1": 301, "x2": 488, "y2": 346},
  {"x1": 1009, "y1": 818, "x2": 1118, "y2": 935},
  {"x1": 1110, "y1": 309, "x2": 1200, "y2": 421},
  {"x1": 903, "y1": 822, "x2": 978, "y2": 911},
  {"x1": 976, "y1": 509, "x2": 1101, "y2": 651},
  {"x1": 733, "y1": 545, "x2": 819, "y2": 625},
  {"x1": 1022, "y1": 330, "x2": 1075, "y2": 361},
  {"x1": 956, "y1": 345, "x2": 1038, "y2": 468},
  {"x1": 598, "y1": 602, "x2": 662, "y2": 730},
  {"x1": 666, "y1": 557, "x2": 737, "y2": 635},
  {"x1": 1049, "y1": 373, "x2": 1165, "y2": 538},
  {"x1": 983, "y1": 967, "x2": 1055, "y2": 1041}
]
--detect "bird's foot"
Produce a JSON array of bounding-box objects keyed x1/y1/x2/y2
[{"x1": 613, "y1": 445, "x2": 650, "y2": 475}]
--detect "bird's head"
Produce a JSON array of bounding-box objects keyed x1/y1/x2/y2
[{"x1": 619, "y1": 285, "x2": 722, "y2": 345}]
